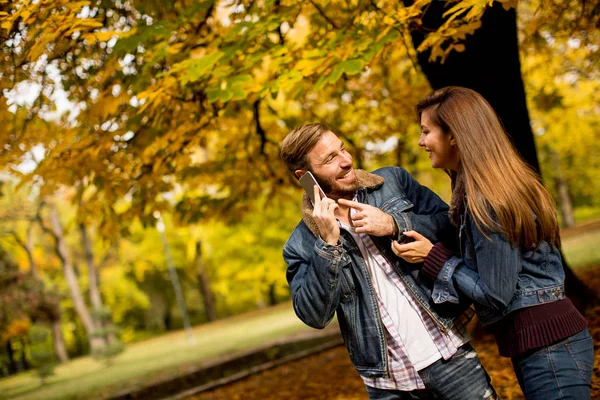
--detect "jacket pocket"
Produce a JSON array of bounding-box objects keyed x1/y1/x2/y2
[
  {"x1": 340, "y1": 265, "x2": 356, "y2": 302},
  {"x1": 338, "y1": 300, "x2": 363, "y2": 365},
  {"x1": 380, "y1": 195, "x2": 413, "y2": 214}
]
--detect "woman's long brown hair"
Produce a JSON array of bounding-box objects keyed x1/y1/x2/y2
[{"x1": 417, "y1": 87, "x2": 560, "y2": 249}]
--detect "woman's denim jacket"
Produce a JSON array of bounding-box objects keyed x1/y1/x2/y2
[
  {"x1": 431, "y1": 206, "x2": 566, "y2": 326},
  {"x1": 283, "y1": 167, "x2": 472, "y2": 378}
]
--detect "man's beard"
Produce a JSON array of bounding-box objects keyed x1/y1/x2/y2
[{"x1": 311, "y1": 168, "x2": 359, "y2": 200}]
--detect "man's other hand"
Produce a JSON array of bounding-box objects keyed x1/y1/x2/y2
[{"x1": 338, "y1": 199, "x2": 395, "y2": 237}]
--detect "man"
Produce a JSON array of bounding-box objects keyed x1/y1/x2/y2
[{"x1": 281, "y1": 124, "x2": 498, "y2": 399}]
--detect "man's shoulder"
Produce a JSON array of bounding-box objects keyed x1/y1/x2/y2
[
  {"x1": 283, "y1": 220, "x2": 314, "y2": 252},
  {"x1": 367, "y1": 166, "x2": 412, "y2": 190},
  {"x1": 370, "y1": 166, "x2": 410, "y2": 180}
]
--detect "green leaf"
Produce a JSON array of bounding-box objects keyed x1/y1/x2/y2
[
  {"x1": 341, "y1": 59, "x2": 364, "y2": 75},
  {"x1": 313, "y1": 75, "x2": 329, "y2": 92},
  {"x1": 378, "y1": 28, "x2": 400, "y2": 45},
  {"x1": 302, "y1": 49, "x2": 327, "y2": 59},
  {"x1": 179, "y1": 52, "x2": 225, "y2": 85},
  {"x1": 229, "y1": 74, "x2": 253, "y2": 84},
  {"x1": 329, "y1": 64, "x2": 345, "y2": 83}
]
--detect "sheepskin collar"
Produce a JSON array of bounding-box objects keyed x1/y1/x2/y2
[{"x1": 301, "y1": 169, "x2": 384, "y2": 238}]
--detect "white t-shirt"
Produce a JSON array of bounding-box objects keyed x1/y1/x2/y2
[{"x1": 343, "y1": 223, "x2": 442, "y2": 371}]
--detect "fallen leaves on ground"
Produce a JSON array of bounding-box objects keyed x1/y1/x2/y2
[{"x1": 191, "y1": 266, "x2": 600, "y2": 400}]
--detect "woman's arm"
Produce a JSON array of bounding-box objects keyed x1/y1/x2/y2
[{"x1": 431, "y1": 218, "x2": 520, "y2": 310}]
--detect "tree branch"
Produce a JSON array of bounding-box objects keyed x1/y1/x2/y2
[{"x1": 309, "y1": 0, "x2": 341, "y2": 29}]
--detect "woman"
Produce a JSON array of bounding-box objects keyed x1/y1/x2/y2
[{"x1": 392, "y1": 86, "x2": 593, "y2": 399}]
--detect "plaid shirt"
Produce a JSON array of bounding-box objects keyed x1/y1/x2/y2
[{"x1": 344, "y1": 209, "x2": 473, "y2": 391}]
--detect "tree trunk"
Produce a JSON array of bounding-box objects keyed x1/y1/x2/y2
[
  {"x1": 41, "y1": 203, "x2": 105, "y2": 353},
  {"x1": 550, "y1": 151, "x2": 575, "y2": 228},
  {"x1": 19, "y1": 338, "x2": 30, "y2": 370},
  {"x1": 6, "y1": 340, "x2": 17, "y2": 374},
  {"x1": 25, "y1": 224, "x2": 37, "y2": 279},
  {"x1": 157, "y1": 216, "x2": 194, "y2": 342},
  {"x1": 12, "y1": 220, "x2": 69, "y2": 362},
  {"x1": 79, "y1": 224, "x2": 102, "y2": 309},
  {"x1": 404, "y1": 1, "x2": 539, "y2": 172},
  {"x1": 79, "y1": 223, "x2": 117, "y2": 345},
  {"x1": 404, "y1": 0, "x2": 594, "y2": 308},
  {"x1": 11, "y1": 222, "x2": 38, "y2": 279},
  {"x1": 51, "y1": 320, "x2": 69, "y2": 363},
  {"x1": 195, "y1": 241, "x2": 217, "y2": 322}
]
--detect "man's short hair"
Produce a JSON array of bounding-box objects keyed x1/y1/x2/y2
[{"x1": 280, "y1": 123, "x2": 330, "y2": 177}]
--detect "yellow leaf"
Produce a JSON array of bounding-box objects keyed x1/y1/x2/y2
[{"x1": 93, "y1": 31, "x2": 118, "y2": 42}]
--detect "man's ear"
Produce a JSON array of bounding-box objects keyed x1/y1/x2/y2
[{"x1": 295, "y1": 169, "x2": 305, "y2": 179}]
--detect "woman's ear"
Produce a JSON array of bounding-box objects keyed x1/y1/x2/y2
[
  {"x1": 294, "y1": 169, "x2": 305, "y2": 179},
  {"x1": 449, "y1": 135, "x2": 457, "y2": 146}
]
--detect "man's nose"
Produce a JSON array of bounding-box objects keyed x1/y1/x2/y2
[{"x1": 340, "y1": 151, "x2": 352, "y2": 166}]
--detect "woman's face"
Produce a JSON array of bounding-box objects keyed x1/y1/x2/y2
[{"x1": 418, "y1": 110, "x2": 460, "y2": 171}]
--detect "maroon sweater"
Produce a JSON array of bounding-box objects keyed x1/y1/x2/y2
[{"x1": 422, "y1": 242, "x2": 587, "y2": 357}]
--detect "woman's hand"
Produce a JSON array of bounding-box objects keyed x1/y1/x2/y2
[{"x1": 391, "y1": 231, "x2": 434, "y2": 263}]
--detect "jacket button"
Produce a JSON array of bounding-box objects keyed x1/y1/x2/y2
[{"x1": 554, "y1": 289, "x2": 561, "y2": 297}]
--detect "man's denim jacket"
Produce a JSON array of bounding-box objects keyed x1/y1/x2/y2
[
  {"x1": 432, "y1": 206, "x2": 566, "y2": 326},
  {"x1": 283, "y1": 167, "x2": 471, "y2": 378}
]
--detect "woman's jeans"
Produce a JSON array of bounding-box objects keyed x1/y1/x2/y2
[
  {"x1": 512, "y1": 328, "x2": 594, "y2": 400},
  {"x1": 365, "y1": 343, "x2": 498, "y2": 400}
]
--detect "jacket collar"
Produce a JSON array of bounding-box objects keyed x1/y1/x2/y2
[{"x1": 301, "y1": 169, "x2": 384, "y2": 238}]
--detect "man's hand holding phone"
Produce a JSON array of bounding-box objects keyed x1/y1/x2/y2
[{"x1": 311, "y1": 185, "x2": 340, "y2": 246}]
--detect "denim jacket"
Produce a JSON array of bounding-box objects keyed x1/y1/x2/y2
[
  {"x1": 431, "y1": 206, "x2": 566, "y2": 326},
  {"x1": 283, "y1": 167, "x2": 471, "y2": 378}
]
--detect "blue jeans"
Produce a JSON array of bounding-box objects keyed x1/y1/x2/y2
[
  {"x1": 365, "y1": 343, "x2": 498, "y2": 400},
  {"x1": 512, "y1": 328, "x2": 594, "y2": 400}
]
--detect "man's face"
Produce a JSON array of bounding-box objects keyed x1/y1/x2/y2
[{"x1": 303, "y1": 131, "x2": 358, "y2": 199}]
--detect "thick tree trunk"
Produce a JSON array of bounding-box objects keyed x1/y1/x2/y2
[
  {"x1": 404, "y1": 1, "x2": 594, "y2": 308},
  {"x1": 42, "y1": 204, "x2": 105, "y2": 353},
  {"x1": 51, "y1": 320, "x2": 69, "y2": 363},
  {"x1": 550, "y1": 151, "x2": 576, "y2": 228},
  {"x1": 404, "y1": 1, "x2": 539, "y2": 172},
  {"x1": 195, "y1": 241, "x2": 217, "y2": 322}
]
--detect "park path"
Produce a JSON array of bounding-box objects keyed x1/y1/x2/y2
[{"x1": 189, "y1": 344, "x2": 367, "y2": 400}]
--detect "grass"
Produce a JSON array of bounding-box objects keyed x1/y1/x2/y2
[
  {"x1": 561, "y1": 228, "x2": 600, "y2": 269},
  {"x1": 0, "y1": 303, "x2": 313, "y2": 400}
]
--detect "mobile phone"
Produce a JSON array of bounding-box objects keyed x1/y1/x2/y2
[
  {"x1": 299, "y1": 171, "x2": 327, "y2": 205},
  {"x1": 398, "y1": 232, "x2": 415, "y2": 244}
]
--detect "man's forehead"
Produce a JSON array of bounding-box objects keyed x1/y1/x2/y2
[{"x1": 308, "y1": 131, "x2": 341, "y2": 158}]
